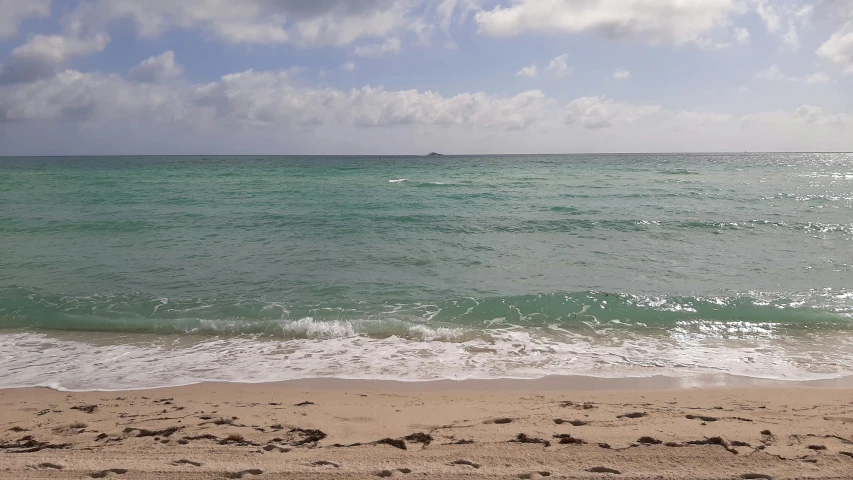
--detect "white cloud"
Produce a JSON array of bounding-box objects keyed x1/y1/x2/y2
[
  {"x1": 8, "y1": 65, "x2": 841, "y2": 137},
  {"x1": 213, "y1": 22, "x2": 289, "y2": 44},
  {"x1": 0, "y1": 66, "x2": 556, "y2": 131},
  {"x1": 756, "y1": 64, "x2": 785, "y2": 81},
  {"x1": 0, "y1": 0, "x2": 50, "y2": 38},
  {"x1": 564, "y1": 96, "x2": 661, "y2": 129},
  {"x1": 437, "y1": 0, "x2": 481, "y2": 28},
  {"x1": 0, "y1": 68, "x2": 671, "y2": 135},
  {"x1": 545, "y1": 53, "x2": 571, "y2": 77},
  {"x1": 127, "y1": 51, "x2": 184, "y2": 83},
  {"x1": 792, "y1": 104, "x2": 852, "y2": 126},
  {"x1": 11, "y1": 34, "x2": 108, "y2": 64},
  {"x1": 0, "y1": 69, "x2": 185, "y2": 123},
  {"x1": 353, "y1": 37, "x2": 401, "y2": 57},
  {"x1": 3, "y1": 1, "x2": 853, "y2": 155},
  {"x1": 782, "y1": 22, "x2": 799, "y2": 51},
  {"x1": 753, "y1": 0, "x2": 780, "y2": 32},
  {"x1": 742, "y1": 104, "x2": 853, "y2": 128},
  {"x1": 516, "y1": 64, "x2": 538, "y2": 78},
  {"x1": 756, "y1": 1, "x2": 839, "y2": 53},
  {"x1": 474, "y1": 0, "x2": 739, "y2": 47},
  {"x1": 470, "y1": 0, "x2": 811, "y2": 53},
  {"x1": 795, "y1": 4, "x2": 814, "y2": 19},
  {"x1": 817, "y1": 29, "x2": 853, "y2": 74},
  {"x1": 2, "y1": 67, "x2": 852, "y2": 154},
  {"x1": 187, "y1": 69, "x2": 559, "y2": 131},
  {"x1": 613, "y1": 68, "x2": 631, "y2": 80},
  {"x1": 755, "y1": 65, "x2": 831, "y2": 84},
  {"x1": 0, "y1": 34, "x2": 109, "y2": 85},
  {"x1": 61, "y1": 0, "x2": 454, "y2": 49}
]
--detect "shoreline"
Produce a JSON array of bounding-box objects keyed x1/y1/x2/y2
[
  {"x1": 6, "y1": 372, "x2": 853, "y2": 394},
  {"x1": 197, "y1": 373, "x2": 853, "y2": 391},
  {"x1": 3, "y1": 378, "x2": 853, "y2": 479}
]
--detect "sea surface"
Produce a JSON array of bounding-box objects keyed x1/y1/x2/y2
[{"x1": 1, "y1": 153, "x2": 852, "y2": 391}]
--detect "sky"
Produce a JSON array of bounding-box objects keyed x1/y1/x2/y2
[{"x1": 0, "y1": 0, "x2": 852, "y2": 155}]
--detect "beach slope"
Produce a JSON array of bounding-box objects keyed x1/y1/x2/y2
[{"x1": 2, "y1": 380, "x2": 853, "y2": 479}]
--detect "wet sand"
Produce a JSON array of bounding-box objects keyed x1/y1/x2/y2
[{"x1": 2, "y1": 376, "x2": 853, "y2": 479}]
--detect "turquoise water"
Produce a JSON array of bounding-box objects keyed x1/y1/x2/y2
[{"x1": 1, "y1": 153, "x2": 852, "y2": 389}]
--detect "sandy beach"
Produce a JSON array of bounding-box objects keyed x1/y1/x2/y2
[{"x1": 2, "y1": 377, "x2": 853, "y2": 479}]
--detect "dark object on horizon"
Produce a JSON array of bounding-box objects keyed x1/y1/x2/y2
[{"x1": 427, "y1": 151, "x2": 443, "y2": 156}]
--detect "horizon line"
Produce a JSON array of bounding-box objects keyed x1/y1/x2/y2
[{"x1": 2, "y1": 151, "x2": 853, "y2": 158}]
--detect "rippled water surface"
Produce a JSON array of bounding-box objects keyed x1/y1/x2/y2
[{"x1": 1, "y1": 153, "x2": 852, "y2": 389}]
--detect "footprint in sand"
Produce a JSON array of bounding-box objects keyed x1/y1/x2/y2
[
  {"x1": 225, "y1": 469, "x2": 263, "y2": 479},
  {"x1": 588, "y1": 466, "x2": 621, "y2": 474},
  {"x1": 518, "y1": 471, "x2": 551, "y2": 479},
  {"x1": 485, "y1": 417, "x2": 513, "y2": 424},
  {"x1": 89, "y1": 469, "x2": 128, "y2": 478},
  {"x1": 685, "y1": 414, "x2": 718, "y2": 422},
  {"x1": 741, "y1": 474, "x2": 773, "y2": 480},
  {"x1": 71, "y1": 404, "x2": 98, "y2": 414},
  {"x1": 377, "y1": 467, "x2": 412, "y2": 477},
  {"x1": 554, "y1": 419, "x2": 587, "y2": 426},
  {"x1": 450, "y1": 460, "x2": 480, "y2": 469},
  {"x1": 312, "y1": 461, "x2": 340, "y2": 468},
  {"x1": 170, "y1": 459, "x2": 202, "y2": 467},
  {"x1": 616, "y1": 412, "x2": 647, "y2": 419},
  {"x1": 262, "y1": 444, "x2": 290, "y2": 453},
  {"x1": 29, "y1": 463, "x2": 63, "y2": 470},
  {"x1": 824, "y1": 416, "x2": 853, "y2": 423},
  {"x1": 637, "y1": 436, "x2": 662, "y2": 445}
]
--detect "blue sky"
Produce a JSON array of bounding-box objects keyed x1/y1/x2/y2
[{"x1": 0, "y1": 0, "x2": 852, "y2": 154}]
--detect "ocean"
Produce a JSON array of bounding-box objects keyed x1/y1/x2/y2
[{"x1": 1, "y1": 153, "x2": 852, "y2": 391}]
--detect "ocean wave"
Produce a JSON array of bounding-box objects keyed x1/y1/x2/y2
[
  {"x1": 2, "y1": 283, "x2": 853, "y2": 390},
  {"x1": 412, "y1": 181, "x2": 453, "y2": 187},
  {"x1": 2, "y1": 287, "x2": 852, "y2": 339}
]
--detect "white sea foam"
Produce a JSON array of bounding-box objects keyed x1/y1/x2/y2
[
  {"x1": 279, "y1": 317, "x2": 356, "y2": 338},
  {"x1": 1, "y1": 326, "x2": 851, "y2": 391},
  {"x1": 388, "y1": 178, "x2": 407, "y2": 183}
]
